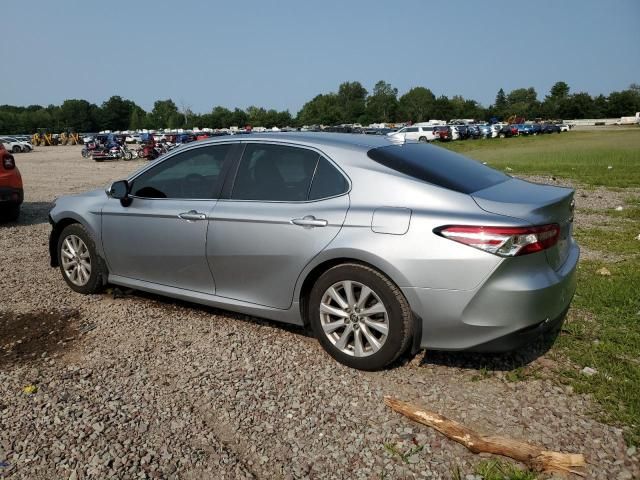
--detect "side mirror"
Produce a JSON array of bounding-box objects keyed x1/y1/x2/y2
[
  {"x1": 107, "y1": 180, "x2": 133, "y2": 207},
  {"x1": 107, "y1": 180, "x2": 129, "y2": 199}
]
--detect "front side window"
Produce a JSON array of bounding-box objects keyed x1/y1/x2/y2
[
  {"x1": 231, "y1": 144, "x2": 319, "y2": 201},
  {"x1": 130, "y1": 144, "x2": 233, "y2": 199}
]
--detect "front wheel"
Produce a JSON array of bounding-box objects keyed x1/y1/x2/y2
[
  {"x1": 124, "y1": 151, "x2": 133, "y2": 161},
  {"x1": 418, "y1": 136, "x2": 427, "y2": 143},
  {"x1": 308, "y1": 263, "x2": 414, "y2": 371},
  {"x1": 57, "y1": 223, "x2": 107, "y2": 294}
]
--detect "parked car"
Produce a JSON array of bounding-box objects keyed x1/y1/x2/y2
[
  {"x1": 466, "y1": 125, "x2": 482, "y2": 139},
  {"x1": 497, "y1": 125, "x2": 516, "y2": 138},
  {"x1": 558, "y1": 124, "x2": 571, "y2": 132},
  {"x1": 542, "y1": 123, "x2": 561, "y2": 134},
  {"x1": 455, "y1": 125, "x2": 470, "y2": 140},
  {"x1": 0, "y1": 143, "x2": 23, "y2": 221},
  {"x1": 49, "y1": 133, "x2": 579, "y2": 370},
  {"x1": 529, "y1": 124, "x2": 542, "y2": 135},
  {"x1": 1, "y1": 137, "x2": 28, "y2": 153},
  {"x1": 388, "y1": 125, "x2": 437, "y2": 142},
  {"x1": 514, "y1": 124, "x2": 534, "y2": 136},
  {"x1": 1, "y1": 136, "x2": 33, "y2": 152},
  {"x1": 433, "y1": 125, "x2": 452, "y2": 141},
  {"x1": 478, "y1": 124, "x2": 499, "y2": 138}
]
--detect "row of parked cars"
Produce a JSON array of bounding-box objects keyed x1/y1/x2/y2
[
  {"x1": 388, "y1": 122, "x2": 571, "y2": 142},
  {"x1": 0, "y1": 135, "x2": 34, "y2": 153}
]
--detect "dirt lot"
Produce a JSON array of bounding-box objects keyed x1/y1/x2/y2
[{"x1": 0, "y1": 146, "x2": 637, "y2": 479}]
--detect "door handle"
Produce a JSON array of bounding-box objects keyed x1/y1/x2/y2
[
  {"x1": 178, "y1": 210, "x2": 207, "y2": 221},
  {"x1": 291, "y1": 215, "x2": 328, "y2": 228}
]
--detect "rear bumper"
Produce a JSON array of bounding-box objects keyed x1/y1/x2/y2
[
  {"x1": 402, "y1": 242, "x2": 579, "y2": 352},
  {"x1": 0, "y1": 186, "x2": 23, "y2": 205}
]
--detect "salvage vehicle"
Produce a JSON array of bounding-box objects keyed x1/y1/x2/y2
[
  {"x1": 49, "y1": 133, "x2": 579, "y2": 370},
  {"x1": 0, "y1": 143, "x2": 23, "y2": 221},
  {"x1": 387, "y1": 125, "x2": 437, "y2": 143}
]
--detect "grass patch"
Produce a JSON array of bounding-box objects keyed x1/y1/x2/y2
[
  {"x1": 440, "y1": 130, "x2": 640, "y2": 188},
  {"x1": 574, "y1": 219, "x2": 640, "y2": 256},
  {"x1": 557, "y1": 258, "x2": 640, "y2": 445},
  {"x1": 472, "y1": 459, "x2": 540, "y2": 480}
]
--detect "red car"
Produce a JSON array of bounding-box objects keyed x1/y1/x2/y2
[{"x1": 0, "y1": 143, "x2": 23, "y2": 221}]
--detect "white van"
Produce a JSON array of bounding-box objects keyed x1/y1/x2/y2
[{"x1": 387, "y1": 125, "x2": 437, "y2": 142}]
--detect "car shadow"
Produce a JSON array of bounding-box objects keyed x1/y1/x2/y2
[
  {"x1": 413, "y1": 328, "x2": 561, "y2": 371},
  {"x1": 0, "y1": 201, "x2": 53, "y2": 227}
]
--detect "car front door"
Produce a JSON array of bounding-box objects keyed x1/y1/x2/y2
[
  {"x1": 207, "y1": 142, "x2": 350, "y2": 309},
  {"x1": 101, "y1": 143, "x2": 237, "y2": 293}
]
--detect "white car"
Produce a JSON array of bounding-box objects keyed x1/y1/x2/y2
[
  {"x1": 0, "y1": 137, "x2": 32, "y2": 153},
  {"x1": 387, "y1": 125, "x2": 437, "y2": 142},
  {"x1": 558, "y1": 124, "x2": 572, "y2": 132}
]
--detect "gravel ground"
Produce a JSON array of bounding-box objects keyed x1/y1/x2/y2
[{"x1": 0, "y1": 146, "x2": 638, "y2": 479}]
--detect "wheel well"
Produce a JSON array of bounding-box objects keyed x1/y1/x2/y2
[
  {"x1": 299, "y1": 258, "x2": 394, "y2": 328},
  {"x1": 49, "y1": 218, "x2": 79, "y2": 267}
]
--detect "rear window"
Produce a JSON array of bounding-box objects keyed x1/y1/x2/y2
[{"x1": 367, "y1": 143, "x2": 508, "y2": 194}]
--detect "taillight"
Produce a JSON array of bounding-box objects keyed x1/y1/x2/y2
[
  {"x1": 435, "y1": 224, "x2": 560, "y2": 257},
  {"x1": 3, "y1": 155, "x2": 15, "y2": 170}
]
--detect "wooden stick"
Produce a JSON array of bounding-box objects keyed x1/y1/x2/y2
[{"x1": 384, "y1": 396, "x2": 586, "y2": 477}]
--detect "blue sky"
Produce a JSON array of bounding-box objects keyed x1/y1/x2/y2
[{"x1": 2, "y1": 0, "x2": 639, "y2": 114}]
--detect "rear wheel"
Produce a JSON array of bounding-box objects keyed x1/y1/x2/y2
[
  {"x1": 308, "y1": 263, "x2": 413, "y2": 371},
  {"x1": 57, "y1": 223, "x2": 107, "y2": 294},
  {"x1": 499, "y1": 133, "x2": 506, "y2": 138},
  {"x1": 12, "y1": 146, "x2": 20, "y2": 153}
]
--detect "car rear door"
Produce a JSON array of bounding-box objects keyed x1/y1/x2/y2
[
  {"x1": 206, "y1": 142, "x2": 350, "y2": 309},
  {"x1": 101, "y1": 143, "x2": 237, "y2": 293}
]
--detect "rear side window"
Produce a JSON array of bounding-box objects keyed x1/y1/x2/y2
[
  {"x1": 406, "y1": 127, "x2": 419, "y2": 133},
  {"x1": 309, "y1": 157, "x2": 349, "y2": 200},
  {"x1": 232, "y1": 143, "x2": 319, "y2": 201},
  {"x1": 367, "y1": 144, "x2": 508, "y2": 194}
]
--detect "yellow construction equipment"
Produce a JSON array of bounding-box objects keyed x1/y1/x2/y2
[{"x1": 31, "y1": 130, "x2": 57, "y2": 146}]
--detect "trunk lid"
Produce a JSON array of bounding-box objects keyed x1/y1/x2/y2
[{"x1": 471, "y1": 178, "x2": 575, "y2": 270}]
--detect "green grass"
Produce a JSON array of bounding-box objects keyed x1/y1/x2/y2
[
  {"x1": 557, "y1": 257, "x2": 640, "y2": 445},
  {"x1": 473, "y1": 460, "x2": 540, "y2": 480},
  {"x1": 440, "y1": 130, "x2": 640, "y2": 188}
]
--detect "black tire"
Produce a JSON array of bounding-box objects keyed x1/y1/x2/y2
[
  {"x1": 81, "y1": 148, "x2": 88, "y2": 158},
  {"x1": 57, "y1": 223, "x2": 107, "y2": 294},
  {"x1": 418, "y1": 136, "x2": 427, "y2": 143},
  {"x1": 308, "y1": 263, "x2": 414, "y2": 371},
  {"x1": 124, "y1": 151, "x2": 133, "y2": 161},
  {"x1": 12, "y1": 146, "x2": 20, "y2": 153}
]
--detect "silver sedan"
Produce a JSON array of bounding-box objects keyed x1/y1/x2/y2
[{"x1": 49, "y1": 133, "x2": 579, "y2": 370}]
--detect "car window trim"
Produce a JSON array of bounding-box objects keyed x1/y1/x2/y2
[
  {"x1": 127, "y1": 142, "x2": 242, "y2": 201},
  {"x1": 222, "y1": 140, "x2": 351, "y2": 204}
]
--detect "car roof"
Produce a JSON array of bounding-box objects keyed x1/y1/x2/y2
[{"x1": 195, "y1": 132, "x2": 401, "y2": 153}]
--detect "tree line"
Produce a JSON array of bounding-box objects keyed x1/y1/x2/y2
[{"x1": 0, "y1": 81, "x2": 638, "y2": 134}]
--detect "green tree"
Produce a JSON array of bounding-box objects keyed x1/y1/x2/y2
[
  {"x1": 337, "y1": 81, "x2": 368, "y2": 123},
  {"x1": 100, "y1": 96, "x2": 137, "y2": 131},
  {"x1": 366, "y1": 81, "x2": 398, "y2": 123},
  {"x1": 150, "y1": 99, "x2": 179, "y2": 129},
  {"x1": 129, "y1": 106, "x2": 145, "y2": 130},
  {"x1": 59, "y1": 99, "x2": 97, "y2": 132},
  {"x1": 297, "y1": 93, "x2": 341, "y2": 125},
  {"x1": 398, "y1": 87, "x2": 435, "y2": 122}
]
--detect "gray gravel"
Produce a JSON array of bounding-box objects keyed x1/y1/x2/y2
[{"x1": 0, "y1": 146, "x2": 638, "y2": 479}]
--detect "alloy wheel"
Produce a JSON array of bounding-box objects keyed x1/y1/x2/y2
[
  {"x1": 319, "y1": 280, "x2": 389, "y2": 357},
  {"x1": 61, "y1": 234, "x2": 92, "y2": 286}
]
